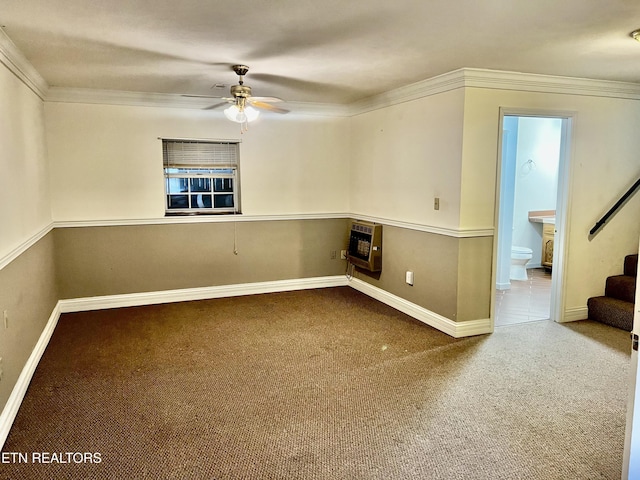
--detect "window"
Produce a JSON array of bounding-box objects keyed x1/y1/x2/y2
[{"x1": 162, "y1": 139, "x2": 240, "y2": 215}]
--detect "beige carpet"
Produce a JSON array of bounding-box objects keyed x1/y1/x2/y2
[{"x1": 1, "y1": 287, "x2": 631, "y2": 479}]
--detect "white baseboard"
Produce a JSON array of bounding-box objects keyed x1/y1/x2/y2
[
  {"x1": 349, "y1": 278, "x2": 492, "y2": 338},
  {"x1": 560, "y1": 306, "x2": 589, "y2": 323},
  {"x1": 59, "y1": 275, "x2": 349, "y2": 313},
  {"x1": 0, "y1": 302, "x2": 62, "y2": 449}
]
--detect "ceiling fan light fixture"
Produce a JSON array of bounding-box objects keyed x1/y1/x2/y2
[
  {"x1": 631, "y1": 29, "x2": 640, "y2": 42},
  {"x1": 223, "y1": 105, "x2": 260, "y2": 123},
  {"x1": 243, "y1": 106, "x2": 260, "y2": 122},
  {"x1": 213, "y1": 65, "x2": 286, "y2": 132}
]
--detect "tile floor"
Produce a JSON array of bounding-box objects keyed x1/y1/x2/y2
[{"x1": 495, "y1": 268, "x2": 552, "y2": 327}]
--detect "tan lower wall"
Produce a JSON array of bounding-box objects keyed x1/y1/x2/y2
[
  {"x1": 53, "y1": 219, "x2": 493, "y2": 322},
  {"x1": 349, "y1": 225, "x2": 492, "y2": 322},
  {"x1": 54, "y1": 219, "x2": 351, "y2": 299},
  {"x1": 0, "y1": 232, "x2": 58, "y2": 410},
  {"x1": 457, "y1": 236, "x2": 493, "y2": 322},
  {"x1": 0, "y1": 219, "x2": 489, "y2": 419},
  {"x1": 0, "y1": 219, "x2": 489, "y2": 415}
]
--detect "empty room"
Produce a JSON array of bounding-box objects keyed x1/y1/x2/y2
[{"x1": 1, "y1": 1, "x2": 640, "y2": 478}]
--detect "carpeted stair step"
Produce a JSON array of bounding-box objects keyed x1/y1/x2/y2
[
  {"x1": 587, "y1": 296, "x2": 633, "y2": 331},
  {"x1": 605, "y1": 275, "x2": 637, "y2": 303},
  {"x1": 625, "y1": 254, "x2": 638, "y2": 277}
]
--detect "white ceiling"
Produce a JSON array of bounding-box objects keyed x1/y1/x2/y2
[{"x1": 2, "y1": 0, "x2": 640, "y2": 105}]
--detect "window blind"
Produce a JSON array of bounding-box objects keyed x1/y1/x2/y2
[{"x1": 162, "y1": 140, "x2": 239, "y2": 168}]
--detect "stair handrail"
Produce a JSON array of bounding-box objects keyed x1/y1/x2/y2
[{"x1": 590, "y1": 176, "x2": 640, "y2": 236}]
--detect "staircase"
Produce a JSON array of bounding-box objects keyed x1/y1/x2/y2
[{"x1": 587, "y1": 254, "x2": 638, "y2": 331}]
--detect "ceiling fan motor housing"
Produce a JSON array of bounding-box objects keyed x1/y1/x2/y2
[{"x1": 230, "y1": 84, "x2": 252, "y2": 98}]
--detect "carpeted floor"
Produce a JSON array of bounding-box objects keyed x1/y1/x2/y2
[{"x1": 1, "y1": 287, "x2": 631, "y2": 479}]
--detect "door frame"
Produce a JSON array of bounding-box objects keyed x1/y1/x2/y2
[
  {"x1": 623, "y1": 236, "x2": 640, "y2": 478},
  {"x1": 493, "y1": 108, "x2": 576, "y2": 326}
]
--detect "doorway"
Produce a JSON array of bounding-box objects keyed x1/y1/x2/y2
[{"x1": 494, "y1": 111, "x2": 573, "y2": 327}]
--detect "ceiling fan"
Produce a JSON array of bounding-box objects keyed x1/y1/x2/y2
[{"x1": 200, "y1": 65, "x2": 289, "y2": 132}]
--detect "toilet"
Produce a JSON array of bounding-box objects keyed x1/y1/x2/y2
[{"x1": 510, "y1": 246, "x2": 533, "y2": 281}]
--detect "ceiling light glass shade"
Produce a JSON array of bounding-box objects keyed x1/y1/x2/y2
[
  {"x1": 223, "y1": 105, "x2": 260, "y2": 123},
  {"x1": 632, "y1": 29, "x2": 640, "y2": 42}
]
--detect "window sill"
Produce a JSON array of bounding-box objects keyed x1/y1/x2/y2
[{"x1": 165, "y1": 211, "x2": 242, "y2": 217}]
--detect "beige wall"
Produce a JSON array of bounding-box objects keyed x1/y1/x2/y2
[
  {"x1": 350, "y1": 89, "x2": 465, "y2": 229},
  {"x1": 44, "y1": 103, "x2": 351, "y2": 221},
  {"x1": 42, "y1": 89, "x2": 489, "y2": 325},
  {"x1": 4, "y1": 46, "x2": 640, "y2": 445},
  {"x1": 39, "y1": 89, "x2": 487, "y2": 328},
  {"x1": 54, "y1": 219, "x2": 350, "y2": 299},
  {"x1": 3, "y1": 64, "x2": 640, "y2": 426},
  {"x1": 8, "y1": 77, "x2": 639, "y2": 331},
  {"x1": 0, "y1": 60, "x2": 51, "y2": 257},
  {"x1": 461, "y1": 87, "x2": 640, "y2": 317},
  {"x1": 349, "y1": 89, "x2": 492, "y2": 323},
  {"x1": 0, "y1": 57, "x2": 56, "y2": 415},
  {"x1": 349, "y1": 82, "x2": 640, "y2": 323}
]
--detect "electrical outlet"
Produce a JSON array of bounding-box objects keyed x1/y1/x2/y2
[
  {"x1": 340, "y1": 250, "x2": 347, "y2": 260},
  {"x1": 330, "y1": 250, "x2": 337, "y2": 260}
]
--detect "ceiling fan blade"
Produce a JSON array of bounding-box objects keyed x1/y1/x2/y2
[
  {"x1": 249, "y1": 100, "x2": 289, "y2": 114},
  {"x1": 181, "y1": 94, "x2": 236, "y2": 102},
  {"x1": 250, "y1": 96, "x2": 284, "y2": 103},
  {"x1": 181, "y1": 94, "x2": 222, "y2": 99},
  {"x1": 204, "y1": 100, "x2": 234, "y2": 110}
]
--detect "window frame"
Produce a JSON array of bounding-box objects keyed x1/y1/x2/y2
[{"x1": 162, "y1": 139, "x2": 241, "y2": 216}]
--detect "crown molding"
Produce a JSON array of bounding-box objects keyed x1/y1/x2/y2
[
  {"x1": 46, "y1": 87, "x2": 211, "y2": 109},
  {"x1": 0, "y1": 28, "x2": 48, "y2": 99},
  {"x1": 349, "y1": 68, "x2": 640, "y2": 115},
  {"x1": 45, "y1": 69, "x2": 640, "y2": 116},
  {"x1": 47, "y1": 74, "x2": 465, "y2": 115},
  {"x1": 349, "y1": 69, "x2": 468, "y2": 115},
  {"x1": 461, "y1": 68, "x2": 640, "y2": 100},
  {"x1": 45, "y1": 86, "x2": 350, "y2": 117}
]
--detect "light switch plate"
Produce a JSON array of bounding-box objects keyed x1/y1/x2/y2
[{"x1": 405, "y1": 271, "x2": 414, "y2": 285}]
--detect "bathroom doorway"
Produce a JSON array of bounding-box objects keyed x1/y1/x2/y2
[{"x1": 494, "y1": 111, "x2": 573, "y2": 327}]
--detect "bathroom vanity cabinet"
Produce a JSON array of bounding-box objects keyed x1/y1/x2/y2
[
  {"x1": 542, "y1": 223, "x2": 554, "y2": 269},
  {"x1": 528, "y1": 210, "x2": 556, "y2": 270}
]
